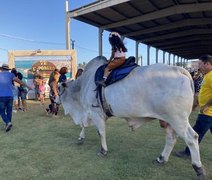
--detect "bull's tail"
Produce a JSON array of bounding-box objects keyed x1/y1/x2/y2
[{"x1": 173, "y1": 66, "x2": 195, "y2": 94}]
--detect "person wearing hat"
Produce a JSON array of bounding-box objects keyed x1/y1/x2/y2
[
  {"x1": 97, "y1": 32, "x2": 127, "y2": 87},
  {"x1": 0, "y1": 64, "x2": 32, "y2": 132}
]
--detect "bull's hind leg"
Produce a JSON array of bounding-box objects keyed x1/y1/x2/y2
[
  {"x1": 183, "y1": 125, "x2": 206, "y2": 178},
  {"x1": 155, "y1": 125, "x2": 177, "y2": 164},
  {"x1": 184, "y1": 124, "x2": 201, "y2": 166},
  {"x1": 175, "y1": 124, "x2": 206, "y2": 179}
]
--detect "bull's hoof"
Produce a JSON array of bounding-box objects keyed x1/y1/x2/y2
[
  {"x1": 192, "y1": 164, "x2": 207, "y2": 180},
  {"x1": 75, "y1": 137, "x2": 85, "y2": 145},
  {"x1": 97, "y1": 147, "x2": 107, "y2": 157},
  {"x1": 198, "y1": 174, "x2": 207, "y2": 180},
  {"x1": 152, "y1": 155, "x2": 166, "y2": 166}
]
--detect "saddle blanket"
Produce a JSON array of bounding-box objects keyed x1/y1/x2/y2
[{"x1": 95, "y1": 57, "x2": 139, "y2": 87}]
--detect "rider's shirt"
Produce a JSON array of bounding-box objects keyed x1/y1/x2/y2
[{"x1": 114, "y1": 49, "x2": 125, "y2": 58}]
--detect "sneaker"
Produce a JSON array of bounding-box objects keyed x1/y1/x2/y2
[
  {"x1": 13, "y1": 110, "x2": 17, "y2": 113},
  {"x1": 45, "y1": 109, "x2": 50, "y2": 115},
  {"x1": 175, "y1": 150, "x2": 190, "y2": 159},
  {"x1": 5, "y1": 122, "x2": 13, "y2": 132}
]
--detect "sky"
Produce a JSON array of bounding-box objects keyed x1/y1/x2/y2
[{"x1": 0, "y1": 0, "x2": 166, "y2": 66}]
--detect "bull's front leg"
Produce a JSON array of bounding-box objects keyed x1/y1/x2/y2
[
  {"x1": 95, "y1": 117, "x2": 107, "y2": 157},
  {"x1": 154, "y1": 125, "x2": 177, "y2": 164},
  {"x1": 75, "y1": 126, "x2": 85, "y2": 145}
]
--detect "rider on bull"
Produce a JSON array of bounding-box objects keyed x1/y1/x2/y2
[{"x1": 98, "y1": 32, "x2": 127, "y2": 87}]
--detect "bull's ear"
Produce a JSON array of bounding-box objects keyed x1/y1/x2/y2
[{"x1": 62, "y1": 82, "x2": 67, "y2": 88}]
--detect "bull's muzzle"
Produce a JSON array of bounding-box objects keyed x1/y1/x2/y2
[{"x1": 54, "y1": 96, "x2": 61, "y2": 105}]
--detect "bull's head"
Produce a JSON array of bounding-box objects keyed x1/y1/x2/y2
[{"x1": 55, "y1": 82, "x2": 67, "y2": 105}]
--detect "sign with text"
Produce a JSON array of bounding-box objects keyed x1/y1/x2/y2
[{"x1": 32, "y1": 61, "x2": 56, "y2": 78}]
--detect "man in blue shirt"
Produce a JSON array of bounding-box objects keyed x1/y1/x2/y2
[{"x1": 0, "y1": 64, "x2": 32, "y2": 132}]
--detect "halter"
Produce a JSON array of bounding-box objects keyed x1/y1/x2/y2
[{"x1": 58, "y1": 86, "x2": 66, "y2": 97}]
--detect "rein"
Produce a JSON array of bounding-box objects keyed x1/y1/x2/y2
[{"x1": 58, "y1": 87, "x2": 66, "y2": 97}]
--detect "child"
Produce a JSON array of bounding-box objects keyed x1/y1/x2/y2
[
  {"x1": 46, "y1": 71, "x2": 60, "y2": 117},
  {"x1": 38, "y1": 78, "x2": 46, "y2": 106},
  {"x1": 11, "y1": 68, "x2": 19, "y2": 112},
  {"x1": 98, "y1": 32, "x2": 127, "y2": 86},
  {"x1": 12, "y1": 82, "x2": 19, "y2": 112},
  {"x1": 17, "y1": 72, "x2": 28, "y2": 112}
]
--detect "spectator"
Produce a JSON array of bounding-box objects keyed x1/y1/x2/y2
[
  {"x1": 175, "y1": 54, "x2": 212, "y2": 158},
  {"x1": 46, "y1": 70, "x2": 60, "y2": 117},
  {"x1": 48, "y1": 68, "x2": 59, "y2": 86},
  {"x1": 33, "y1": 73, "x2": 42, "y2": 100},
  {"x1": 59, "y1": 67, "x2": 68, "y2": 83},
  {"x1": 0, "y1": 64, "x2": 32, "y2": 132},
  {"x1": 38, "y1": 77, "x2": 46, "y2": 106},
  {"x1": 193, "y1": 69, "x2": 203, "y2": 93},
  {"x1": 17, "y1": 72, "x2": 28, "y2": 112},
  {"x1": 193, "y1": 69, "x2": 203, "y2": 110},
  {"x1": 11, "y1": 68, "x2": 19, "y2": 112}
]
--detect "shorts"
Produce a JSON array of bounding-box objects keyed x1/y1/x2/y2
[
  {"x1": 107, "y1": 58, "x2": 125, "y2": 70},
  {"x1": 19, "y1": 90, "x2": 27, "y2": 100},
  {"x1": 12, "y1": 86, "x2": 19, "y2": 101},
  {"x1": 13, "y1": 95, "x2": 18, "y2": 101}
]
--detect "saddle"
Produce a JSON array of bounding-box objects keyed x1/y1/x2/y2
[
  {"x1": 94, "y1": 56, "x2": 139, "y2": 117},
  {"x1": 95, "y1": 56, "x2": 139, "y2": 87}
]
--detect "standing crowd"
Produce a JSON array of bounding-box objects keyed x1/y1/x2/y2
[
  {"x1": 0, "y1": 64, "x2": 32, "y2": 132},
  {"x1": 0, "y1": 62, "x2": 85, "y2": 133}
]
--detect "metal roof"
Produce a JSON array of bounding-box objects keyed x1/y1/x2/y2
[{"x1": 68, "y1": 0, "x2": 212, "y2": 60}]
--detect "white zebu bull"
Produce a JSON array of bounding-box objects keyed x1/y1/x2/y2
[{"x1": 57, "y1": 56, "x2": 206, "y2": 179}]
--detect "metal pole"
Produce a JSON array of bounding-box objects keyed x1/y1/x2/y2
[
  {"x1": 65, "y1": 0, "x2": 71, "y2": 50},
  {"x1": 173, "y1": 55, "x2": 175, "y2": 65},
  {"x1": 99, "y1": 28, "x2": 103, "y2": 56},
  {"x1": 156, "y1": 48, "x2": 158, "y2": 63},
  {"x1": 168, "y1": 53, "x2": 171, "y2": 65},
  {"x1": 163, "y1": 51, "x2": 165, "y2": 64},
  {"x1": 147, "y1": 45, "x2": 150, "y2": 65},
  {"x1": 135, "y1": 41, "x2": 139, "y2": 64}
]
